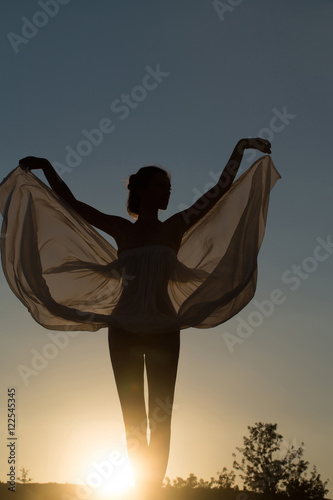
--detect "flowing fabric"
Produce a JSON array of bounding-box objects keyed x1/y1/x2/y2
[{"x1": 0, "y1": 156, "x2": 280, "y2": 333}]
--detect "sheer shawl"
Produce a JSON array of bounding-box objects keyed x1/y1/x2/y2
[{"x1": 0, "y1": 156, "x2": 280, "y2": 332}]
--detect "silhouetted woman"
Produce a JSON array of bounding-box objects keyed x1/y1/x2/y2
[{"x1": 0, "y1": 137, "x2": 279, "y2": 498}]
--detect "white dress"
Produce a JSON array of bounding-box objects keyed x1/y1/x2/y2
[{"x1": 0, "y1": 156, "x2": 280, "y2": 333}]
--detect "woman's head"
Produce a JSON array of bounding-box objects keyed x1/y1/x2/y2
[{"x1": 127, "y1": 165, "x2": 171, "y2": 218}]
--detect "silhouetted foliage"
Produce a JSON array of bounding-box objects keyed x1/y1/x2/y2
[
  {"x1": 233, "y1": 422, "x2": 329, "y2": 499},
  {"x1": 186, "y1": 473, "x2": 199, "y2": 488},
  {"x1": 282, "y1": 463, "x2": 329, "y2": 500},
  {"x1": 214, "y1": 467, "x2": 237, "y2": 490},
  {"x1": 0, "y1": 424, "x2": 328, "y2": 500},
  {"x1": 17, "y1": 467, "x2": 32, "y2": 484},
  {"x1": 172, "y1": 476, "x2": 187, "y2": 488}
]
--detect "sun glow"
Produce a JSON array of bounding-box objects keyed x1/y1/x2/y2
[
  {"x1": 94, "y1": 465, "x2": 134, "y2": 498},
  {"x1": 76, "y1": 447, "x2": 134, "y2": 499}
]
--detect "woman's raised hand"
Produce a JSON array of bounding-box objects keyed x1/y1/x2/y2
[
  {"x1": 238, "y1": 138, "x2": 272, "y2": 154},
  {"x1": 19, "y1": 156, "x2": 51, "y2": 171}
]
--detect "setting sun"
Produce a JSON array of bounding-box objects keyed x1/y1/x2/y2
[
  {"x1": 74, "y1": 447, "x2": 134, "y2": 499},
  {"x1": 0, "y1": 2, "x2": 332, "y2": 499},
  {"x1": 94, "y1": 465, "x2": 134, "y2": 498}
]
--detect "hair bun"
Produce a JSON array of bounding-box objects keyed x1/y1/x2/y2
[{"x1": 127, "y1": 174, "x2": 136, "y2": 191}]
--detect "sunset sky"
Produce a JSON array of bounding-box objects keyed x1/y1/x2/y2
[{"x1": 1, "y1": 0, "x2": 332, "y2": 495}]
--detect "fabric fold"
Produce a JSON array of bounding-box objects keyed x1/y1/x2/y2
[{"x1": 0, "y1": 156, "x2": 280, "y2": 333}]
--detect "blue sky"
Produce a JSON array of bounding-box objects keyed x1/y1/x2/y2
[{"x1": 1, "y1": 0, "x2": 332, "y2": 493}]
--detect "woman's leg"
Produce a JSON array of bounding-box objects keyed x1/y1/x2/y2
[
  {"x1": 108, "y1": 327, "x2": 148, "y2": 488},
  {"x1": 108, "y1": 327, "x2": 180, "y2": 491},
  {"x1": 144, "y1": 330, "x2": 180, "y2": 488}
]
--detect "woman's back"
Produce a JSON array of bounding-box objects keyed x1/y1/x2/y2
[{"x1": 116, "y1": 219, "x2": 182, "y2": 256}]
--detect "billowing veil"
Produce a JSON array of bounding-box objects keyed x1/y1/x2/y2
[{"x1": 0, "y1": 156, "x2": 280, "y2": 333}]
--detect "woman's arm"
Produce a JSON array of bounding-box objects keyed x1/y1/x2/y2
[
  {"x1": 19, "y1": 156, "x2": 127, "y2": 237},
  {"x1": 167, "y1": 138, "x2": 271, "y2": 234}
]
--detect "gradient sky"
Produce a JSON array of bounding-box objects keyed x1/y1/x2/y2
[{"x1": 1, "y1": 0, "x2": 332, "y2": 494}]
